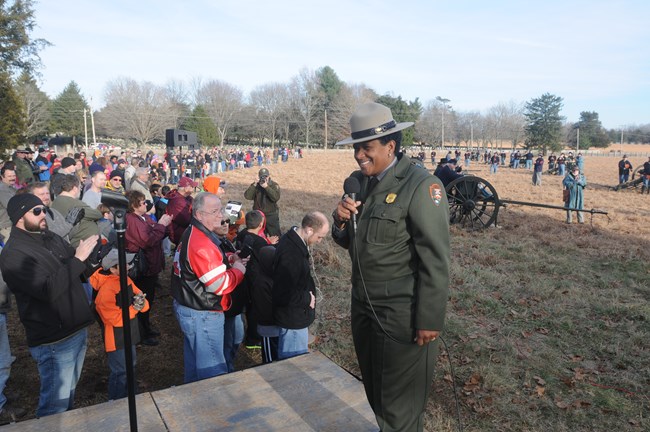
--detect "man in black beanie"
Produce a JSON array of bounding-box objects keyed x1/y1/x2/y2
[{"x1": 0, "y1": 193, "x2": 98, "y2": 417}]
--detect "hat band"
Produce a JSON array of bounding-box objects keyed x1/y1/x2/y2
[{"x1": 351, "y1": 120, "x2": 396, "y2": 140}]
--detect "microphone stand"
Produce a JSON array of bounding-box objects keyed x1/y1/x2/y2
[{"x1": 112, "y1": 206, "x2": 138, "y2": 431}]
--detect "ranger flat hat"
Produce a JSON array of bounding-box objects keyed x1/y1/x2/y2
[{"x1": 336, "y1": 102, "x2": 414, "y2": 146}]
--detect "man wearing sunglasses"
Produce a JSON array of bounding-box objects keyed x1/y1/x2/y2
[{"x1": 0, "y1": 193, "x2": 98, "y2": 417}]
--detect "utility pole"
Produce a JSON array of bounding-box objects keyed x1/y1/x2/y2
[
  {"x1": 576, "y1": 127, "x2": 579, "y2": 152},
  {"x1": 90, "y1": 108, "x2": 97, "y2": 146},
  {"x1": 620, "y1": 130, "x2": 623, "y2": 155},
  {"x1": 470, "y1": 121, "x2": 474, "y2": 150},
  {"x1": 324, "y1": 109, "x2": 328, "y2": 150},
  {"x1": 83, "y1": 108, "x2": 89, "y2": 149},
  {"x1": 436, "y1": 96, "x2": 450, "y2": 148}
]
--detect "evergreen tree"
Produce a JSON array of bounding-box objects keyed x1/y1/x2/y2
[
  {"x1": 50, "y1": 81, "x2": 89, "y2": 140},
  {"x1": 0, "y1": 71, "x2": 25, "y2": 150},
  {"x1": 376, "y1": 94, "x2": 422, "y2": 147},
  {"x1": 568, "y1": 111, "x2": 610, "y2": 149},
  {"x1": 183, "y1": 105, "x2": 220, "y2": 146},
  {"x1": 316, "y1": 66, "x2": 343, "y2": 110},
  {"x1": 0, "y1": 0, "x2": 50, "y2": 75},
  {"x1": 524, "y1": 93, "x2": 565, "y2": 154}
]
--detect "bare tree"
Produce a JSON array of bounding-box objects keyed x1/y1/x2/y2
[
  {"x1": 164, "y1": 79, "x2": 191, "y2": 128},
  {"x1": 195, "y1": 80, "x2": 243, "y2": 146},
  {"x1": 249, "y1": 82, "x2": 290, "y2": 148},
  {"x1": 16, "y1": 72, "x2": 50, "y2": 139},
  {"x1": 326, "y1": 83, "x2": 377, "y2": 146},
  {"x1": 289, "y1": 68, "x2": 320, "y2": 146},
  {"x1": 98, "y1": 77, "x2": 171, "y2": 146},
  {"x1": 485, "y1": 101, "x2": 525, "y2": 150}
]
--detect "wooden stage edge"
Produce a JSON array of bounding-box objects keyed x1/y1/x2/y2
[{"x1": 0, "y1": 351, "x2": 379, "y2": 432}]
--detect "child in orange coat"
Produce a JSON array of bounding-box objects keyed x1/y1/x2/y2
[{"x1": 90, "y1": 249, "x2": 149, "y2": 400}]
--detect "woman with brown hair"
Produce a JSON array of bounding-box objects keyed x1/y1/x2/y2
[{"x1": 124, "y1": 190, "x2": 172, "y2": 346}]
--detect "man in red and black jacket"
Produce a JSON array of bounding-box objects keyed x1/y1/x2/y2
[{"x1": 171, "y1": 192, "x2": 247, "y2": 383}]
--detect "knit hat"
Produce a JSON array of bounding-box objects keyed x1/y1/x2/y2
[
  {"x1": 89, "y1": 164, "x2": 105, "y2": 175},
  {"x1": 7, "y1": 193, "x2": 45, "y2": 225},
  {"x1": 101, "y1": 249, "x2": 136, "y2": 270},
  {"x1": 178, "y1": 176, "x2": 197, "y2": 188},
  {"x1": 60, "y1": 157, "x2": 76, "y2": 169}
]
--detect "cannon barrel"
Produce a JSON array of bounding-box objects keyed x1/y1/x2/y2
[{"x1": 499, "y1": 199, "x2": 608, "y2": 215}]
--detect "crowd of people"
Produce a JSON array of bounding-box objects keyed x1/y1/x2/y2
[
  {"x1": 0, "y1": 117, "x2": 646, "y2": 430},
  {"x1": 0, "y1": 141, "x2": 323, "y2": 423}
]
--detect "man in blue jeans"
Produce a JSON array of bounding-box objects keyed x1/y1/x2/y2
[
  {"x1": 272, "y1": 212, "x2": 329, "y2": 359},
  {"x1": 171, "y1": 192, "x2": 247, "y2": 383},
  {"x1": 0, "y1": 193, "x2": 98, "y2": 417}
]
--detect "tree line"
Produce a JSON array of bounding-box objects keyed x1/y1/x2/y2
[{"x1": 2, "y1": 1, "x2": 649, "y2": 153}]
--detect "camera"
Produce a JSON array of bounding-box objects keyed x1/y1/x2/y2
[
  {"x1": 259, "y1": 175, "x2": 268, "y2": 184},
  {"x1": 101, "y1": 189, "x2": 129, "y2": 210},
  {"x1": 238, "y1": 244, "x2": 253, "y2": 259}
]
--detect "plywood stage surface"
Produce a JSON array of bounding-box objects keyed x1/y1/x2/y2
[{"x1": 1, "y1": 351, "x2": 378, "y2": 432}]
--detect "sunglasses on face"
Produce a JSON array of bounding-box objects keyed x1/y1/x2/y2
[
  {"x1": 111, "y1": 178, "x2": 122, "y2": 182},
  {"x1": 31, "y1": 206, "x2": 47, "y2": 216}
]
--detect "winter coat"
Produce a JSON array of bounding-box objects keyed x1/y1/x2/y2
[
  {"x1": 124, "y1": 212, "x2": 166, "y2": 276},
  {"x1": 0, "y1": 227, "x2": 93, "y2": 346},
  {"x1": 90, "y1": 271, "x2": 149, "y2": 352},
  {"x1": 51, "y1": 195, "x2": 102, "y2": 248},
  {"x1": 563, "y1": 173, "x2": 586, "y2": 210},
  {"x1": 165, "y1": 190, "x2": 192, "y2": 244},
  {"x1": 0, "y1": 183, "x2": 16, "y2": 231},
  {"x1": 244, "y1": 180, "x2": 281, "y2": 216},
  {"x1": 272, "y1": 228, "x2": 315, "y2": 330}
]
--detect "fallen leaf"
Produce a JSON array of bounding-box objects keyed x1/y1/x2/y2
[
  {"x1": 521, "y1": 331, "x2": 532, "y2": 338},
  {"x1": 534, "y1": 376, "x2": 546, "y2": 386},
  {"x1": 536, "y1": 386, "x2": 546, "y2": 397},
  {"x1": 535, "y1": 327, "x2": 550, "y2": 335},
  {"x1": 556, "y1": 400, "x2": 570, "y2": 409}
]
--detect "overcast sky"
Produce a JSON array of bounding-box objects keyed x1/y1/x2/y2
[{"x1": 31, "y1": 0, "x2": 649, "y2": 129}]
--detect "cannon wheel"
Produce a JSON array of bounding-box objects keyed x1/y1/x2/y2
[
  {"x1": 445, "y1": 176, "x2": 500, "y2": 229},
  {"x1": 631, "y1": 166, "x2": 644, "y2": 182}
]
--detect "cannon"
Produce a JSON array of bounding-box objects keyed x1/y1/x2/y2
[
  {"x1": 445, "y1": 175, "x2": 608, "y2": 230},
  {"x1": 612, "y1": 166, "x2": 645, "y2": 191}
]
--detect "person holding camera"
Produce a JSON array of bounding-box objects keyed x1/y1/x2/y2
[
  {"x1": 90, "y1": 249, "x2": 149, "y2": 400},
  {"x1": 244, "y1": 168, "x2": 281, "y2": 237},
  {"x1": 124, "y1": 190, "x2": 172, "y2": 346}
]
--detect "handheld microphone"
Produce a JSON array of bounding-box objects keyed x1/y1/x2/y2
[{"x1": 343, "y1": 177, "x2": 361, "y2": 233}]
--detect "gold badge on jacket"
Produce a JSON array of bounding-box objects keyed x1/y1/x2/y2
[
  {"x1": 430, "y1": 184, "x2": 442, "y2": 206},
  {"x1": 385, "y1": 193, "x2": 397, "y2": 204}
]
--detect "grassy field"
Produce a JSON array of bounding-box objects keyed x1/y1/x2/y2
[{"x1": 5, "y1": 147, "x2": 649, "y2": 431}]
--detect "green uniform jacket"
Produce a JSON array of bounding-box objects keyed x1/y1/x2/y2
[
  {"x1": 244, "y1": 180, "x2": 281, "y2": 215},
  {"x1": 12, "y1": 155, "x2": 34, "y2": 185},
  {"x1": 51, "y1": 195, "x2": 101, "y2": 248},
  {"x1": 333, "y1": 154, "x2": 450, "y2": 331}
]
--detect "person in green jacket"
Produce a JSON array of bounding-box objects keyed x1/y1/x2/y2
[
  {"x1": 332, "y1": 102, "x2": 450, "y2": 432},
  {"x1": 244, "y1": 168, "x2": 281, "y2": 237},
  {"x1": 11, "y1": 147, "x2": 37, "y2": 187},
  {"x1": 51, "y1": 174, "x2": 101, "y2": 248}
]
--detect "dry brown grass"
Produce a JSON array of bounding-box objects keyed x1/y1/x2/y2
[{"x1": 5, "y1": 148, "x2": 650, "y2": 430}]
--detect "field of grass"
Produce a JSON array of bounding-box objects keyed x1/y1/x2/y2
[{"x1": 5, "y1": 147, "x2": 649, "y2": 431}]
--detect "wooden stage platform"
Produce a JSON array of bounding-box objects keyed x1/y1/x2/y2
[{"x1": 1, "y1": 351, "x2": 378, "y2": 431}]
